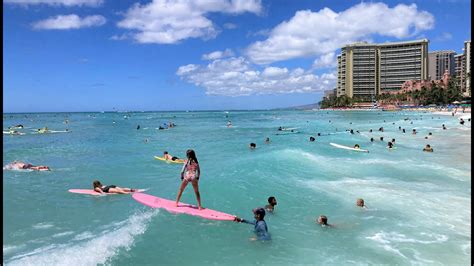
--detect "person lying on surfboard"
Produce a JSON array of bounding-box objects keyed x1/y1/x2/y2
[
  {"x1": 93, "y1": 180, "x2": 137, "y2": 194},
  {"x1": 3, "y1": 161, "x2": 50, "y2": 171},
  {"x1": 175, "y1": 149, "x2": 202, "y2": 210},
  {"x1": 163, "y1": 151, "x2": 182, "y2": 162},
  {"x1": 234, "y1": 208, "x2": 271, "y2": 241}
]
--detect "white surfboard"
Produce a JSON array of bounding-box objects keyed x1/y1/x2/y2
[{"x1": 330, "y1": 143, "x2": 369, "y2": 153}]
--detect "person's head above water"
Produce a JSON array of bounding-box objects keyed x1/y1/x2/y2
[
  {"x1": 268, "y1": 196, "x2": 277, "y2": 206},
  {"x1": 186, "y1": 149, "x2": 198, "y2": 163},
  {"x1": 164, "y1": 151, "x2": 169, "y2": 155},
  {"x1": 249, "y1": 143, "x2": 256, "y2": 149},
  {"x1": 253, "y1": 207, "x2": 266, "y2": 220},
  {"x1": 93, "y1": 180, "x2": 102, "y2": 188},
  {"x1": 317, "y1": 215, "x2": 328, "y2": 226},
  {"x1": 354, "y1": 144, "x2": 360, "y2": 149},
  {"x1": 309, "y1": 137, "x2": 315, "y2": 142},
  {"x1": 356, "y1": 198, "x2": 365, "y2": 207}
]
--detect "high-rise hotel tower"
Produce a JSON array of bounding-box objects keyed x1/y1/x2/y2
[{"x1": 337, "y1": 39, "x2": 429, "y2": 98}]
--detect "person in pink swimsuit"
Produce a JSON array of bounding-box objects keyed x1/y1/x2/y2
[{"x1": 175, "y1": 149, "x2": 202, "y2": 209}]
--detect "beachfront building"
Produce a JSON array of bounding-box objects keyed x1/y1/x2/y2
[
  {"x1": 455, "y1": 53, "x2": 466, "y2": 92},
  {"x1": 428, "y1": 50, "x2": 455, "y2": 80},
  {"x1": 464, "y1": 40, "x2": 471, "y2": 95},
  {"x1": 337, "y1": 39, "x2": 429, "y2": 99},
  {"x1": 323, "y1": 88, "x2": 336, "y2": 100},
  {"x1": 378, "y1": 70, "x2": 454, "y2": 106}
]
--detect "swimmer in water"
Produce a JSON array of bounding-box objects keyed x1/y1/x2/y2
[
  {"x1": 317, "y1": 215, "x2": 333, "y2": 227},
  {"x1": 356, "y1": 198, "x2": 367, "y2": 208},
  {"x1": 423, "y1": 144, "x2": 434, "y2": 152},
  {"x1": 354, "y1": 144, "x2": 360, "y2": 149},
  {"x1": 387, "y1": 141, "x2": 394, "y2": 149},
  {"x1": 309, "y1": 136, "x2": 315, "y2": 142},
  {"x1": 234, "y1": 208, "x2": 271, "y2": 241},
  {"x1": 3, "y1": 161, "x2": 50, "y2": 171},
  {"x1": 249, "y1": 143, "x2": 256, "y2": 149},
  {"x1": 265, "y1": 196, "x2": 277, "y2": 213},
  {"x1": 265, "y1": 137, "x2": 271, "y2": 144}
]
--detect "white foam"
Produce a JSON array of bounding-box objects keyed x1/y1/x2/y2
[
  {"x1": 7, "y1": 210, "x2": 158, "y2": 266},
  {"x1": 366, "y1": 231, "x2": 449, "y2": 260},
  {"x1": 52, "y1": 231, "x2": 75, "y2": 238},
  {"x1": 3, "y1": 245, "x2": 25, "y2": 255},
  {"x1": 32, "y1": 223, "x2": 54, "y2": 230}
]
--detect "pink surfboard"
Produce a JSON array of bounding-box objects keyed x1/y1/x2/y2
[
  {"x1": 132, "y1": 192, "x2": 236, "y2": 221},
  {"x1": 68, "y1": 189, "x2": 145, "y2": 195}
]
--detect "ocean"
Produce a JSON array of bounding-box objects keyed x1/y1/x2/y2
[{"x1": 3, "y1": 110, "x2": 471, "y2": 265}]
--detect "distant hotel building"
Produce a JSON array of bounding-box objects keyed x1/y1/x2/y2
[
  {"x1": 337, "y1": 39, "x2": 429, "y2": 98},
  {"x1": 455, "y1": 53, "x2": 465, "y2": 92},
  {"x1": 323, "y1": 88, "x2": 336, "y2": 100},
  {"x1": 428, "y1": 50, "x2": 455, "y2": 80},
  {"x1": 464, "y1": 40, "x2": 471, "y2": 95},
  {"x1": 454, "y1": 40, "x2": 471, "y2": 96}
]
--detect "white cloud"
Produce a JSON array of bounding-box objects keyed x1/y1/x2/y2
[
  {"x1": 32, "y1": 14, "x2": 106, "y2": 30},
  {"x1": 246, "y1": 2, "x2": 435, "y2": 64},
  {"x1": 110, "y1": 34, "x2": 129, "y2": 41},
  {"x1": 176, "y1": 57, "x2": 336, "y2": 96},
  {"x1": 117, "y1": 0, "x2": 262, "y2": 44},
  {"x1": 223, "y1": 23, "x2": 237, "y2": 29},
  {"x1": 435, "y1": 32, "x2": 453, "y2": 41},
  {"x1": 312, "y1": 52, "x2": 337, "y2": 69},
  {"x1": 202, "y1": 49, "x2": 234, "y2": 60},
  {"x1": 4, "y1": 0, "x2": 103, "y2": 7}
]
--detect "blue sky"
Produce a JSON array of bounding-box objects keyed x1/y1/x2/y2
[{"x1": 3, "y1": 0, "x2": 471, "y2": 112}]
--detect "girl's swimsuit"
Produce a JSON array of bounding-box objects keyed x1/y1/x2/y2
[
  {"x1": 182, "y1": 161, "x2": 199, "y2": 182},
  {"x1": 101, "y1": 185, "x2": 116, "y2": 193}
]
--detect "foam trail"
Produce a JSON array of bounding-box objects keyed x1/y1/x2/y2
[{"x1": 7, "y1": 210, "x2": 158, "y2": 266}]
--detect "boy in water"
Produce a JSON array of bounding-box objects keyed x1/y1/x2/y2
[
  {"x1": 234, "y1": 208, "x2": 271, "y2": 241},
  {"x1": 356, "y1": 198, "x2": 367, "y2": 208},
  {"x1": 317, "y1": 215, "x2": 333, "y2": 227},
  {"x1": 265, "y1": 196, "x2": 277, "y2": 213},
  {"x1": 423, "y1": 144, "x2": 434, "y2": 152}
]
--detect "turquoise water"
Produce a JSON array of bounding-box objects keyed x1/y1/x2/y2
[{"x1": 3, "y1": 110, "x2": 471, "y2": 265}]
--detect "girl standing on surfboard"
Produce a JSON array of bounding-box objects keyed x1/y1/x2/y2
[{"x1": 175, "y1": 149, "x2": 202, "y2": 210}]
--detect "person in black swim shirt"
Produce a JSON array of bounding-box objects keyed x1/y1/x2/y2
[{"x1": 93, "y1": 180, "x2": 136, "y2": 194}]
